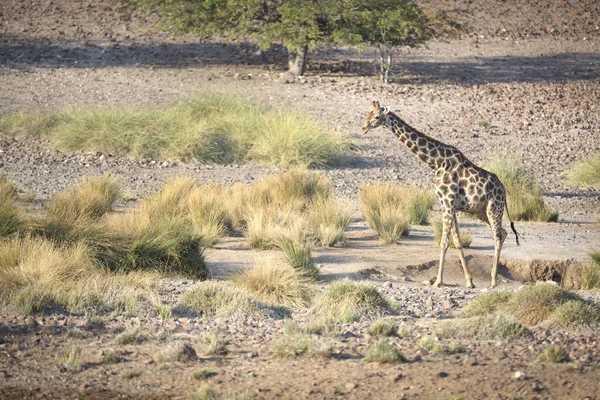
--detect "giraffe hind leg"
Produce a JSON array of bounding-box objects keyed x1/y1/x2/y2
[
  {"x1": 434, "y1": 212, "x2": 453, "y2": 288},
  {"x1": 488, "y1": 202, "x2": 507, "y2": 289},
  {"x1": 451, "y1": 214, "x2": 474, "y2": 288}
]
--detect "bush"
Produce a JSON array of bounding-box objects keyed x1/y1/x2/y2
[
  {"x1": 232, "y1": 258, "x2": 314, "y2": 308},
  {"x1": 433, "y1": 220, "x2": 472, "y2": 248},
  {"x1": 566, "y1": 153, "x2": 600, "y2": 189},
  {"x1": 0, "y1": 95, "x2": 352, "y2": 167},
  {"x1": 580, "y1": 256, "x2": 600, "y2": 290},
  {"x1": 544, "y1": 300, "x2": 600, "y2": 328},
  {"x1": 485, "y1": 157, "x2": 558, "y2": 222},
  {"x1": 313, "y1": 280, "x2": 395, "y2": 323}
]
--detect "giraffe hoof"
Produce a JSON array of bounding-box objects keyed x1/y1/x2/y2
[
  {"x1": 433, "y1": 280, "x2": 444, "y2": 288},
  {"x1": 489, "y1": 283, "x2": 497, "y2": 289},
  {"x1": 466, "y1": 282, "x2": 475, "y2": 289}
]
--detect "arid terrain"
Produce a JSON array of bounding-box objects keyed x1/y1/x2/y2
[{"x1": 1, "y1": 1, "x2": 600, "y2": 399}]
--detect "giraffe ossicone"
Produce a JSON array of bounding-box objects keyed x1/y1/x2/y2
[{"x1": 362, "y1": 101, "x2": 520, "y2": 289}]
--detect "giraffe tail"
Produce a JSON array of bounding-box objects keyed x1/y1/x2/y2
[{"x1": 505, "y1": 204, "x2": 520, "y2": 246}]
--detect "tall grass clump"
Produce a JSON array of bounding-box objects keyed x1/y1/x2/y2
[
  {"x1": 566, "y1": 153, "x2": 600, "y2": 189},
  {"x1": 0, "y1": 94, "x2": 352, "y2": 167},
  {"x1": 0, "y1": 235, "x2": 159, "y2": 314},
  {"x1": 313, "y1": 280, "x2": 396, "y2": 323},
  {"x1": 0, "y1": 176, "x2": 25, "y2": 238},
  {"x1": 307, "y1": 197, "x2": 352, "y2": 247},
  {"x1": 232, "y1": 258, "x2": 314, "y2": 308},
  {"x1": 580, "y1": 255, "x2": 600, "y2": 290},
  {"x1": 188, "y1": 186, "x2": 233, "y2": 247},
  {"x1": 46, "y1": 174, "x2": 121, "y2": 221},
  {"x1": 109, "y1": 211, "x2": 207, "y2": 279},
  {"x1": 485, "y1": 157, "x2": 558, "y2": 222},
  {"x1": 433, "y1": 220, "x2": 472, "y2": 248},
  {"x1": 275, "y1": 224, "x2": 319, "y2": 280},
  {"x1": 360, "y1": 183, "x2": 410, "y2": 244},
  {"x1": 270, "y1": 334, "x2": 333, "y2": 359}
]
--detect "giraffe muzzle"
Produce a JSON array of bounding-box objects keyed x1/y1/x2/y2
[{"x1": 361, "y1": 126, "x2": 370, "y2": 135}]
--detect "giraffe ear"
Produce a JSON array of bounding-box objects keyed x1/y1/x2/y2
[{"x1": 371, "y1": 101, "x2": 380, "y2": 111}]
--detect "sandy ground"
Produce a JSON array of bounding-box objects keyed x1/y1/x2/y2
[{"x1": 1, "y1": 1, "x2": 600, "y2": 399}]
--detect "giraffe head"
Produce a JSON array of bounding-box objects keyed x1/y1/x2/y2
[{"x1": 361, "y1": 101, "x2": 389, "y2": 134}]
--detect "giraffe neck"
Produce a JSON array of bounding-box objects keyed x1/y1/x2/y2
[{"x1": 383, "y1": 112, "x2": 452, "y2": 170}]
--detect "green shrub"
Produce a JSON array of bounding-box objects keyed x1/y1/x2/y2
[
  {"x1": 435, "y1": 315, "x2": 531, "y2": 339},
  {"x1": 485, "y1": 157, "x2": 558, "y2": 222},
  {"x1": 367, "y1": 319, "x2": 399, "y2": 337}
]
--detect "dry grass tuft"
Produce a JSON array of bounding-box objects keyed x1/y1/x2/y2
[
  {"x1": 47, "y1": 174, "x2": 120, "y2": 222},
  {"x1": 580, "y1": 258, "x2": 600, "y2": 290},
  {"x1": 364, "y1": 340, "x2": 405, "y2": 363},
  {"x1": 270, "y1": 334, "x2": 333, "y2": 358},
  {"x1": 232, "y1": 258, "x2": 314, "y2": 308},
  {"x1": 114, "y1": 328, "x2": 152, "y2": 345},
  {"x1": 199, "y1": 332, "x2": 228, "y2": 356},
  {"x1": 566, "y1": 153, "x2": 600, "y2": 189},
  {"x1": 57, "y1": 345, "x2": 83, "y2": 373},
  {"x1": 538, "y1": 344, "x2": 569, "y2": 363},
  {"x1": 502, "y1": 284, "x2": 578, "y2": 326},
  {"x1": 485, "y1": 157, "x2": 558, "y2": 222},
  {"x1": 435, "y1": 315, "x2": 531, "y2": 339},
  {"x1": 360, "y1": 183, "x2": 430, "y2": 244},
  {"x1": 433, "y1": 220, "x2": 472, "y2": 248},
  {"x1": 544, "y1": 300, "x2": 600, "y2": 328},
  {"x1": 307, "y1": 197, "x2": 352, "y2": 247},
  {"x1": 156, "y1": 342, "x2": 198, "y2": 363},
  {"x1": 178, "y1": 281, "x2": 265, "y2": 318},
  {"x1": 313, "y1": 280, "x2": 396, "y2": 323},
  {"x1": 367, "y1": 319, "x2": 399, "y2": 337},
  {"x1": 188, "y1": 186, "x2": 233, "y2": 247},
  {"x1": 459, "y1": 291, "x2": 514, "y2": 317}
]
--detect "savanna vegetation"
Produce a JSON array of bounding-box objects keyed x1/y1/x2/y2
[{"x1": 0, "y1": 94, "x2": 351, "y2": 168}]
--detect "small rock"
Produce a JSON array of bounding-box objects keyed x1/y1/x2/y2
[
  {"x1": 438, "y1": 371, "x2": 449, "y2": 378},
  {"x1": 393, "y1": 373, "x2": 403, "y2": 381},
  {"x1": 383, "y1": 281, "x2": 393, "y2": 288},
  {"x1": 344, "y1": 382, "x2": 357, "y2": 390},
  {"x1": 513, "y1": 371, "x2": 526, "y2": 380}
]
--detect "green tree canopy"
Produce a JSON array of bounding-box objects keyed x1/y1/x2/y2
[{"x1": 122, "y1": 0, "x2": 434, "y2": 79}]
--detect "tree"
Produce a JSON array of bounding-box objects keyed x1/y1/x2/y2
[
  {"x1": 121, "y1": 0, "x2": 353, "y2": 77},
  {"x1": 344, "y1": 0, "x2": 433, "y2": 83}
]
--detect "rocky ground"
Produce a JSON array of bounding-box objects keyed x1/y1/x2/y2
[{"x1": 1, "y1": 0, "x2": 600, "y2": 399}]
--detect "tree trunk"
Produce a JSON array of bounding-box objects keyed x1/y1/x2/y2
[
  {"x1": 378, "y1": 44, "x2": 393, "y2": 83},
  {"x1": 288, "y1": 45, "x2": 308, "y2": 77}
]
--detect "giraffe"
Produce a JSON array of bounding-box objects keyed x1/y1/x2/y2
[{"x1": 361, "y1": 101, "x2": 520, "y2": 289}]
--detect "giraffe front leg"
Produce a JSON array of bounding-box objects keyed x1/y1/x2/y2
[
  {"x1": 434, "y1": 212, "x2": 453, "y2": 288},
  {"x1": 451, "y1": 214, "x2": 474, "y2": 289}
]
